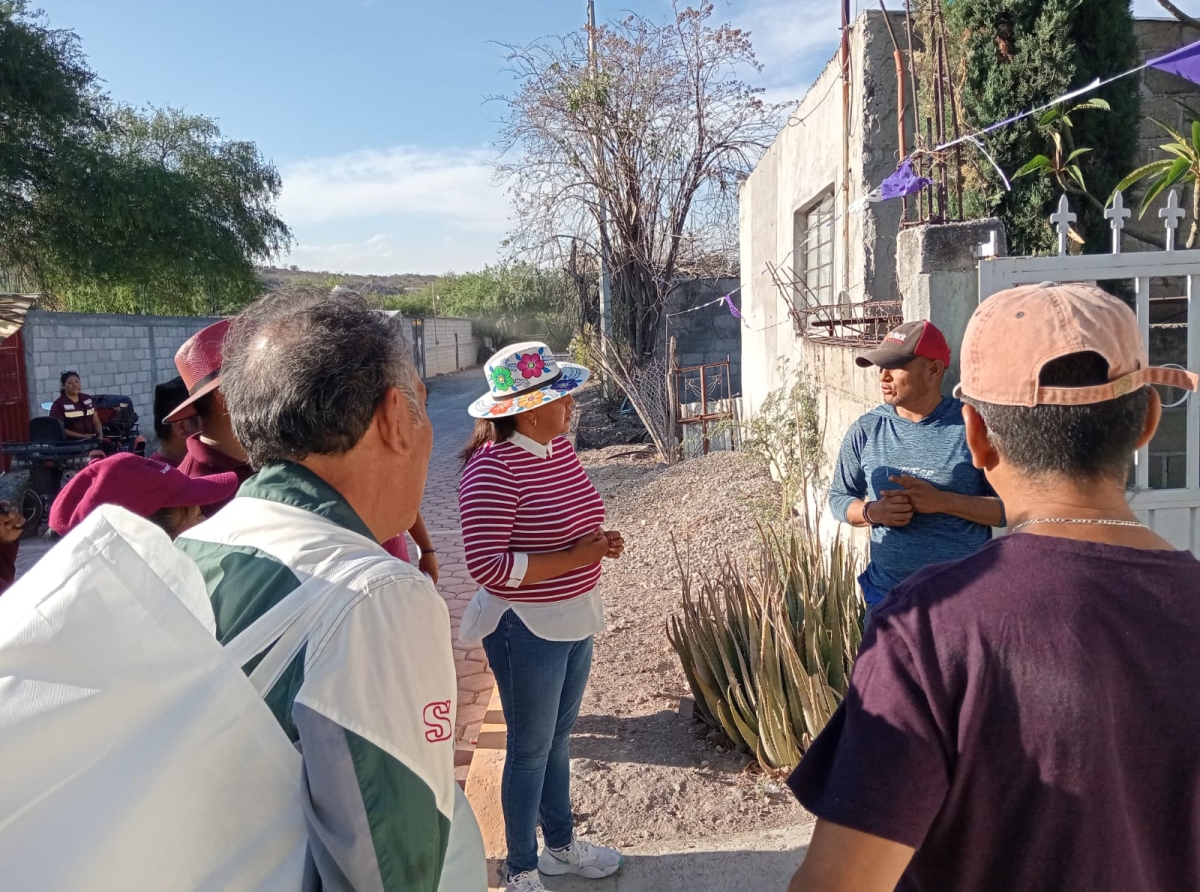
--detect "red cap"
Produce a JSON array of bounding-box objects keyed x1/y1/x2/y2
[
  {"x1": 855, "y1": 320, "x2": 952, "y2": 370},
  {"x1": 164, "y1": 319, "x2": 232, "y2": 423},
  {"x1": 49, "y1": 453, "x2": 240, "y2": 536}
]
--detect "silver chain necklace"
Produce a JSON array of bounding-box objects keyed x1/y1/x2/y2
[{"x1": 1010, "y1": 517, "x2": 1146, "y2": 533}]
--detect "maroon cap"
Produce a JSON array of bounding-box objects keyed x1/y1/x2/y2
[
  {"x1": 856, "y1": 320, "x2": 952, "y2": 370},
  {"x1": 49, "y1": 453, "x2": 239, "y2": 536},
  {"x1": 165, "y1": 319, "x2": 232, "y2": 423}
]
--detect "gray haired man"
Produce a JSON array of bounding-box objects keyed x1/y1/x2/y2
[{"x1": 176, "y1": 288, "x2": 486, "y2": 892}]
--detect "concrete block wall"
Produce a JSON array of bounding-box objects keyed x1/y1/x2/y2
[
  {"x1": 666, "y1": 278, "x2": 743, "y2": 393},
  {"x1": 1128, "y1": 19, "x2": 1200, "y2": 252},
  {"x1": 23, "y1": 311, "x2": 221, "y2": 425},
  {"x1": 421, "y1": 317, "x2": 478, "y2": 377}
]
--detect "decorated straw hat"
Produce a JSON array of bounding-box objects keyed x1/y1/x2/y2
[{"x1": 468, "y1": 342, "x2": 590, "y2": 419}]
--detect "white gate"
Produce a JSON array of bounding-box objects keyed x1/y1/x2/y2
[{"x1": 977, "y1": 192, "x2": 1200, "y2": 554}]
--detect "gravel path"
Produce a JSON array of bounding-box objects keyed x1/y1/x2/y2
[{"x1": 570, "y1": 445, "x2": 811, "y2": 849}]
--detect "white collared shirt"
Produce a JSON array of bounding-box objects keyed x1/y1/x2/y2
[{"x1": 457, "y1": 432, "x2": 606, "y2": 644}]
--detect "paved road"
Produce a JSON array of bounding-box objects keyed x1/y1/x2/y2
[
  {"x1": 420, "y1": 369, "x2": 497, "y2": 760},
  {"x1": 11, "y1": 369, "x2": 497, "y2": 771}
]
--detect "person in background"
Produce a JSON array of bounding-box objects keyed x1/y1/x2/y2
[
  {"x1": 48, "y1": 452, "x2": 238, "y2": 540},
  {"x1": 176, "y1": 287, "x2": 486, "y2": 892},
  {"x1": 383, "y1": 515, "x2": 439, "y2": 582},
  {"x1": 165, "y1": 320, "x2": 253, "y2": 514},
  {"x1": 458, "y1": 343, "x2": 625, "y2": 892},
  {"x1": 830, "y1": 320, "x2": 1004, "y2": 611},
  {"x1": 0, "y1": 502, "x2": 24, "y2": 595},
  {"x1": 787, "y1": 283, "x2": 1200, "y2": 892},
  {"x1": 150, "y1": 376, "x2": 201, "y2": 467},
  {"x1": 50, "y1": 370, "x2": 104, "y2": 441}
]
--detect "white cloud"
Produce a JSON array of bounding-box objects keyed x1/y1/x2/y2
[
  {"x1": 283, "y1": 230, "x2": 502, "y2": 276},
  {"x1": 741, "y1": 0, "x2": 841, "y2": 86},
  {"x1": 275, "y1": 145, "x2": 512, "y2": 273},
  {"x1": 278, "y1": 145, "x2": 510, "y2": 233}
]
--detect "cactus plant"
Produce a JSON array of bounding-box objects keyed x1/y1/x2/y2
[{"x1": 667, "y1": 524, "x2": 863, "y2": 772}]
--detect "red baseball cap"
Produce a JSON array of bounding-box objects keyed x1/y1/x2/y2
[
  {"x1": 49, "y1": 453, "x2": 239, "y2": 536},
  {"x1": 164, "y1": 319, "x2": 232, "y2": 423},
  {"x1": 855, "y1": 320, "x2": 952, "y2": 369}
]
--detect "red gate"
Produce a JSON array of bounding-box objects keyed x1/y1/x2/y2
[{"x1": 0, "y1": 332, "x2": 30, "y2": 468}]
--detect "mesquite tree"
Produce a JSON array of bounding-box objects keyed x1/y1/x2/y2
[{"x1": 496, "y1": 3, "x2": 787, "y2": 363}]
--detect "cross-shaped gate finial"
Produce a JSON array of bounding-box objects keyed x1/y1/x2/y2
[
  {"x1": 1105, "y1": 192, "x2": 1131, "y2": 254},
  {"x1": 1160, "y1": 189, "x2": 1186, "y2": 251},
  {"x1": 1050, "y1": 195, "x2": 1077, "y2": 256}
]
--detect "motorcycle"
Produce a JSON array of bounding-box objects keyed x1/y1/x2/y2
[{"x1": 1, "y1": 396, "x2": 147, "y2": 537}]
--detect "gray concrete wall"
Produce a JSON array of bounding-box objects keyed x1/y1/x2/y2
[
  {"x1": 420, "y1": 317, "x2": 478, "y2": 377},
  {"x1": 23, "y1": 311, "x2": 221, "y2": 424},
  {"x1": 666, "y1": 278, "x2": 742, "y2": 393},
  {"x1": 739, "y1": 9, "x2": 908, "y2": 417},
  {"x1": 896, "y1": 219, "x2": 1007, "y2": 393},
  {"x1": 1129, "y1": 18, "x2": 1200, "y2": 251}
]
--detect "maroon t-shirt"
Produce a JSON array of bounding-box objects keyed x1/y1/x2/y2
[
  {"x1": 50, "y1": 393, "x2": 98, "y2": 436},
  {"x1": 789, "y1": 533, "x2": 1200, "y2": 892},
  {"x1": 177, "y1": 434, "x2": 253, "y2": 517}
]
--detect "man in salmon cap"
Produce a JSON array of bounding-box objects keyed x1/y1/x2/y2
[
  {"x1": 166, "y1": 319, "x2": 253, "y2": 514},
  {"x1": 787, "y1": 283, "x2": 1200, "y2": 892}
]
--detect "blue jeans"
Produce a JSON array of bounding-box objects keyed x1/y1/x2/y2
[
  {"x1": 859, "y1": 570, "x2": 890, "y2": 641},
  {"x1": 482, "y1": 611, "x2": 593, "y2": 877}
]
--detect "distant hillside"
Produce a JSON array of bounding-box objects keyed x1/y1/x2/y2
[{"x1": 257, "y1": 266, "x2": 439, "y2": 296}]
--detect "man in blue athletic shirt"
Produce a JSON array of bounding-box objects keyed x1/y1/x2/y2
[{"x1": 830, "y1": 320, "x2": 1005, "y2": 609}]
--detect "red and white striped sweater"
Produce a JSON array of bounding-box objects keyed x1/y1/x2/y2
[{"x1": 459, "y1": 436, "x2": 605, "y2": 603}]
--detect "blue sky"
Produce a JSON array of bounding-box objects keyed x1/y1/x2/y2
[{"x1": 41, "y1": 0, "x2": 1167, "y2": 275}]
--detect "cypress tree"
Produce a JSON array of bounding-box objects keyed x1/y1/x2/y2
[{"x1": 947, "y1": 0, "x2": 1141, "y2": 255}]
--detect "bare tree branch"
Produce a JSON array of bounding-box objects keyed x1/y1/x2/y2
[
  {"x1": 1156, "y1": 0, "x2": 1200, "y2": 29},
  {"x1": 494, "y1": 2, "x2": 790, "y2": 363}
]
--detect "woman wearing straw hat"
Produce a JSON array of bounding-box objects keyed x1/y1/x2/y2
[{"x1": 458, "y1": 342, "x2": 625, "y2": 892}]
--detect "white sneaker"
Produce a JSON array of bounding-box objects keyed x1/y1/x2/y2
[
  {"x1": 538, "y1": 837, "x2": 624, "y2": 879},
  {"x1": 504, "y1": 869, "x2": 546, "y2": 891}
]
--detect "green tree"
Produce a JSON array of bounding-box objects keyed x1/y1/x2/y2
[
  {"x1": 947, "y1": 0, "x2": 1140, "y2": 255},
  {"x1": 1, "y1": 2, "x2": 291, "y2": 312},
  {"x1": 387, "y1": 263, "x2": 578, "y2": 349}
]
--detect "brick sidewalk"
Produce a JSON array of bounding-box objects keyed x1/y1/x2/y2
[{"x1": 421, "y1": 369, "x2": 495, "y2": 778}]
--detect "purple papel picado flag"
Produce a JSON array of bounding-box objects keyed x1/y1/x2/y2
[
  {"x1": 879, "y1": 158, "x2": 933, "y2": 201},
  {"x1": 1148, "y1": 39, "x2": 1200, "y2": 86}
]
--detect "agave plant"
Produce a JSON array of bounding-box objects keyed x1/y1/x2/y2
[
  {"x1": 1112, "y1": 108, "x2": 1200, "y2": 248},
  {"x1": 667, "y1": 523, "x2": 863, "y2": 772}
]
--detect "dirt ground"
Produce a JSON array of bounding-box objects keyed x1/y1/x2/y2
[{"x1": 569, "y1": 434, "x2": 812, "y2": 849}]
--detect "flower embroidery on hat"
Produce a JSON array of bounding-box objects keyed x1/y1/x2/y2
[
  {"x1": 516, "y1": 352, "x2": 546, "y2": 380},
  {"x1": 517, "y1": 391, "x2": 546, "y2": 409},
  {"x1": 488, "y1": 399, "x2": 515, "y2": 415},
  {"x1": 490, "y1": 366, "x2": 515, "y2": 392}
]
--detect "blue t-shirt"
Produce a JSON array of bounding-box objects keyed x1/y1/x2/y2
[{"x1": 829, "y1": 397, "x2": 995, "y2": 601}]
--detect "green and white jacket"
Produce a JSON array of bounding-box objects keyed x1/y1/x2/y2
[{"x1": 176, "y1": 462, "x2": 486, "y2": 892}]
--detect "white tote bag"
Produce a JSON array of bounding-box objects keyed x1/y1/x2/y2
[{"x1": 0, "y1": 505, "x2": 378, "y2": 892}]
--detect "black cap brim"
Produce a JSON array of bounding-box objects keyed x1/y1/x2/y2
[{"x1": 855, "y1": 347, "x2": 914, "y2": 370}]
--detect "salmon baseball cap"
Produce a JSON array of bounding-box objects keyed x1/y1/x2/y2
[
  {"x1": 954, "y1": 282, "x2": 1199, "y2": 407},
  {"x1": 165, "y1": 319, "x2": 231, "y2": 423},
  {"x1": 856, "y1": 320, "x2": 951, "y2": 369}
]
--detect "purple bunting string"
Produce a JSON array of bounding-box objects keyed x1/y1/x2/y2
[
  {"x1": 722, "y1": 292, "x2": 743, "y2": 320},
  {"x1": 1148, "y1": 39, "x2": 1200, "y2": 86}
]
